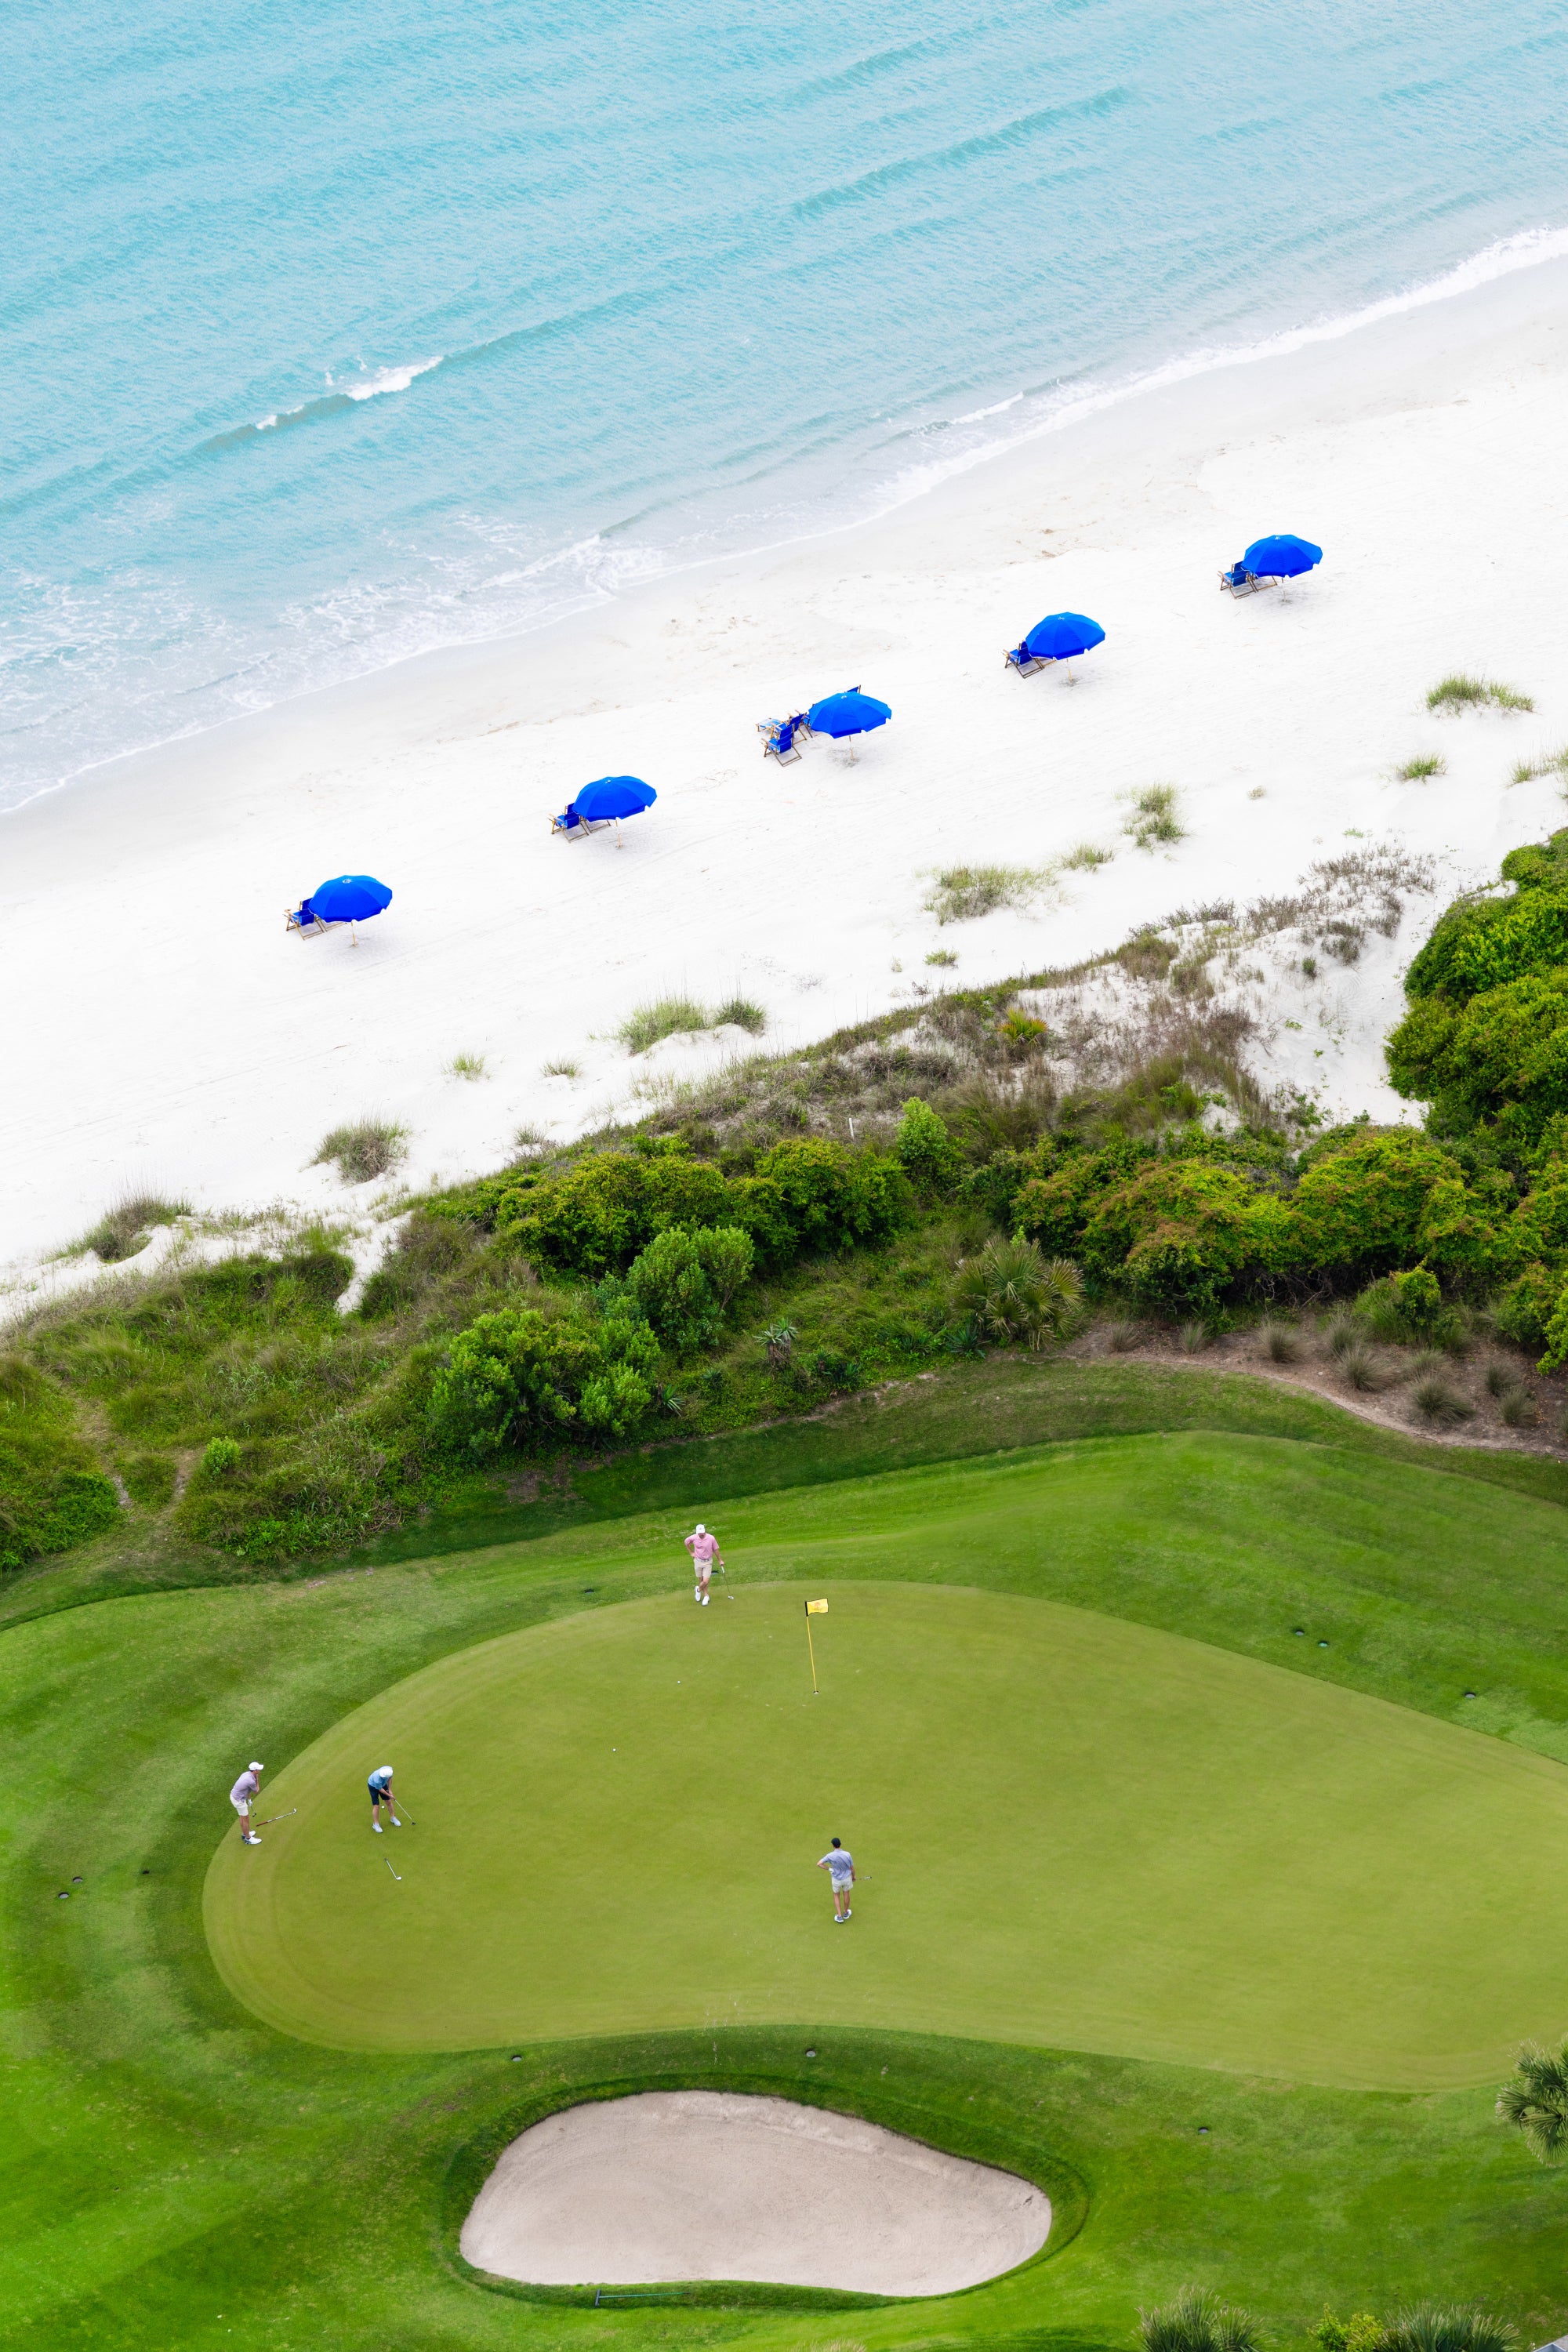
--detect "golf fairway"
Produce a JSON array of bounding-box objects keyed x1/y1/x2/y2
[{"x1": 205, "y1": 1578, "x2": 1568, "y2": 2087}]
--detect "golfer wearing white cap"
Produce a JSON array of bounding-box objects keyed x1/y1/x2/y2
[
  {"x1": 230, "y1": 1762, "x2": 264, "y2": 1845},
  {"x1": 684, "y1": 1523, "x2": 724, "y2": 1604},
  {"x1": 368, "y1": 1764, "x2": 401, "y2": 1831}
]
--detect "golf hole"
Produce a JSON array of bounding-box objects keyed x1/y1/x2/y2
[{"x1": 460, "y1": 2090, "x2": 1051, "y2": 2296}]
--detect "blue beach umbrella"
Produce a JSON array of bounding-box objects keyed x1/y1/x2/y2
[
  {"x1": 806, "y1": 690, "x2": 891, "y2": 756},
  {"x1": 1242, "y1": 533, "x2": 1322, "y2": 580},
  {"x1": 309, "y1": 873, "x2": 392, "y2": 924},
  {"x1": 808, "y1": 689, "x2": 891, "y2": 739},
  {"x1": 574, "y1": 775, "x2": 657, "y2": 822},
  {"x1": 1022, "y1": 612, "x2": 1105, "y2": 664}
]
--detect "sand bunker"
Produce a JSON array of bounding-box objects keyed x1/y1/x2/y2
[{"x1": 459, "y1": 2089, "x2": 1051, "y2": 2296}]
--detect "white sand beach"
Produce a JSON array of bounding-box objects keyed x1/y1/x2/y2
[{"x1": 5, "y1": 256, "x2": 1568, "y2": 1287}]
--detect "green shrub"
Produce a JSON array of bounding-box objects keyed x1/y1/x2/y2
[
  {"x1": 426, "y1": 1308, "x2": 659, "y2": 1458},
  {"x1": 1388, "y1": 968, "x2": 1568, "y2": 1149},
  {"x1": 1012, "y1": 1141, "x2": 1149, "y2": 1255},
  {"x1": 894, "y1": 1097, "x2": 964, "y2": 1197},
  {"x1": 1356, "y1": 1264, "x2": 1443, "y2": 1341},
  {"x1": 951, "y1": 1240, "x2": 1083, "y2": 1351},
  {"x1": 1494, "y1": 1263, "x2": 1560, "y2": 1352},
  {"x1": 749, "y1": 1138, "x2": 913, "y2": 1258},
  {"x1": 1080, "y1": 1160, "x2": 1297, "y2": 1316},
  {"x1": 495, "y1": 1145, "x2": 731, "y2": 1276},
  {"x1": 626, "y1": 1225, "x2": 754, "y2": 1350},
  {"x1": 198, "y1": 1436, "x2": 242, "y2": 1480},
  {"x1": 1292, "y1": 1132, "x2": 1461, "y2": 1274},
  {"x1": 1314, "y1": 2317, "x2": 1388, "y2": 2352}
]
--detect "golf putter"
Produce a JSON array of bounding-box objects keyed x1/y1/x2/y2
[
  {"x1": 253, "y1": 1809, "x2": 297, "y2": 1827},
  {"x1": 384, "y1": 1854, "x2": 401, "y2": 1882}
]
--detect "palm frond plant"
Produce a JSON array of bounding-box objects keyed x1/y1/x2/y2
[
  {"x1": 1497, "y1": 2035, "x2": 1568, "y2": 2158},
  {"x1": 1139, "y1": 2285, "x2": 1261, "y2": 2352},
  {"x1": 951, "y1": 1239, "x2": 1083, "y2": 1352}
]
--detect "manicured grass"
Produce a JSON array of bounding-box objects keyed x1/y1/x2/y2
[
  {"x1": 8, "y1": 1423, "x2": 1568, "y2": 2343},
  {"x1": 209, "y1": 1576, "x2": 1568, "y2": 2085}
]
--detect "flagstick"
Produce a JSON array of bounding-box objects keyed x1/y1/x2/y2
[{"x1": 804, "y1": 1602, "x2": 818, "y2": 1697}]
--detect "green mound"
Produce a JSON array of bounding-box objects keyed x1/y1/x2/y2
[{"x1": 207, "y1": 1578, "x2": 1568, "y2": 2087}]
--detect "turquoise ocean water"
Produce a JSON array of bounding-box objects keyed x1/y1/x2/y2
[{"x1": 5, "y1": 0, "x2": 1568, "y2": 807}]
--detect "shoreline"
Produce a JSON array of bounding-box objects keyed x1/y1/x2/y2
[
  {"x1": 6, "y1": 252, "x2": 1568, "y2": 1276},
  {"x1": 13, "y1": 226, "x2": 1568, "y2": 828}
]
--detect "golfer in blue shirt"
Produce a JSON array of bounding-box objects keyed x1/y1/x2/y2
[{"x1": 368, "y1": 1764, "x2": 401, "y2": 1832}]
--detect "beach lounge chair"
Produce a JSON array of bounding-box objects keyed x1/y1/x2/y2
[
  {"x1": 551, "y1": 804, "x2": 617, "y2": 841},
  {"x1": 1004, "y1": 644, "x2": 1048, "y2": 677},
  {"x1": 1219, "y1": 563, "x2": 1269, "y2": 597},
  {"x1": 757, "y1": 713, "x2": 807, "y2": 763},
  {"x1": 285, "y1": 899, "x2": 331, "y2": 937}
]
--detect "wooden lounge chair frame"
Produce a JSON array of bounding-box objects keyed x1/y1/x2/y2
[
  {"x1": 285, "y1": 903, "x2": 331, "y2": 938},
  {"x1": 1218, "y1": 566, "x2": 1276, "y2": 598},
  {"x1": 1004, "y1": 647, "x2": 1050, "y2": 677},
  {"x1": 551, "y1": 808, "x2": 625, "y2": 844},
  {"x1": 757, "y1": 713, "x2": 810, "y2": 764}
]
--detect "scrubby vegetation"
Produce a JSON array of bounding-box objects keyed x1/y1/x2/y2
[
  {"x1": 619, "y1": 994, "x2": 767, "y2": 1053},
  {"x1": 1427, "y1": 674, "x2": 1534, "y2": 713},
  {"x1": 12, "y1": 827, "x2": 1568, "y2": 1570},
  {"x1": 313, "y1": 1119, "x2": 408, "y2": 1182}
]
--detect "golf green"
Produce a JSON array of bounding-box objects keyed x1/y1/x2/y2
[{"x1": 206, "y1": 1577, "x2": 1568, "y2": 2088}]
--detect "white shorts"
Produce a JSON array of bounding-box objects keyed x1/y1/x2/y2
[{"x1": 230, "y1": 1795, "x2": 251, "y2": 1816}]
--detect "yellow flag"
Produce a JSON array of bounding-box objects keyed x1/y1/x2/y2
[{"x1": 805, "y1": 1599, "x2": 829, "y2": 1614}]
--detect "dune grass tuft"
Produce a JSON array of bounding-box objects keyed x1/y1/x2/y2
[
  {"x1": 312, "y1": 1120, "x2": 408, "y2": 1184},
  {"x1": 619, "y1": 995, "x2": 767, "y2": 1053},
  {"x1": 1427, "y1": 673, "x2": 1534, "y2": 713},
  {"x1": 713, "y1": 996, "x2": 768, "y2": 1036},
  {"x1": 924, "y1": 949, "x2": 958, "y2": 967},
  {"x1": 541, "y1": 1058, "x2": 581, "y2": 1079},
  {"x1": 77, "y1": 1194, "x2": 192, "y2": 1264},
  {"x1": 1396, "y1": 753, "x2": 1446, "y2": 781},
  {"x1": 1062, "y1": 842, "x2": 1115, "y2": 871},
  {"x1": 445, "y1": 1052, "x2": 486, "y2": 1080},
  {"x1": 1509, "y1": 746, "x2": 1568, "y2": 786},
  {"x1": 926, "y1": 865, "x2": 1053, "y2": 924},
  {"x1": 1124, "y1": 785, "x2": 1184, "y2": 851},
  {"x1": 619, "y1": 996, "x2": 711, "y2": 1054}
]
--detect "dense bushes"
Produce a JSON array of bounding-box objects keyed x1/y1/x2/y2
[
  {"x1": 624, "y1": 1225, "x2": 753, "y2": 1349},
  {"x1": 1391, "y1": 827, "x2": 1568, "y2": 1148},
  {"x1": 474, "y1": 1138, "x2": 911, "y2": 1277},
  {"x1": 426, "y1": 1308, "x2": 661, "y2": 1458}
]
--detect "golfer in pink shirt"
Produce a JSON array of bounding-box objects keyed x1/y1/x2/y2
[{"x1": 684, "y1": 1523, "x2": 724, "y2": 1604}]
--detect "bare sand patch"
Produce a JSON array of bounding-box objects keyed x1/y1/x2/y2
[{"x1": 459, "y1": 2089, "x2": 1051, "y2": 2295}]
